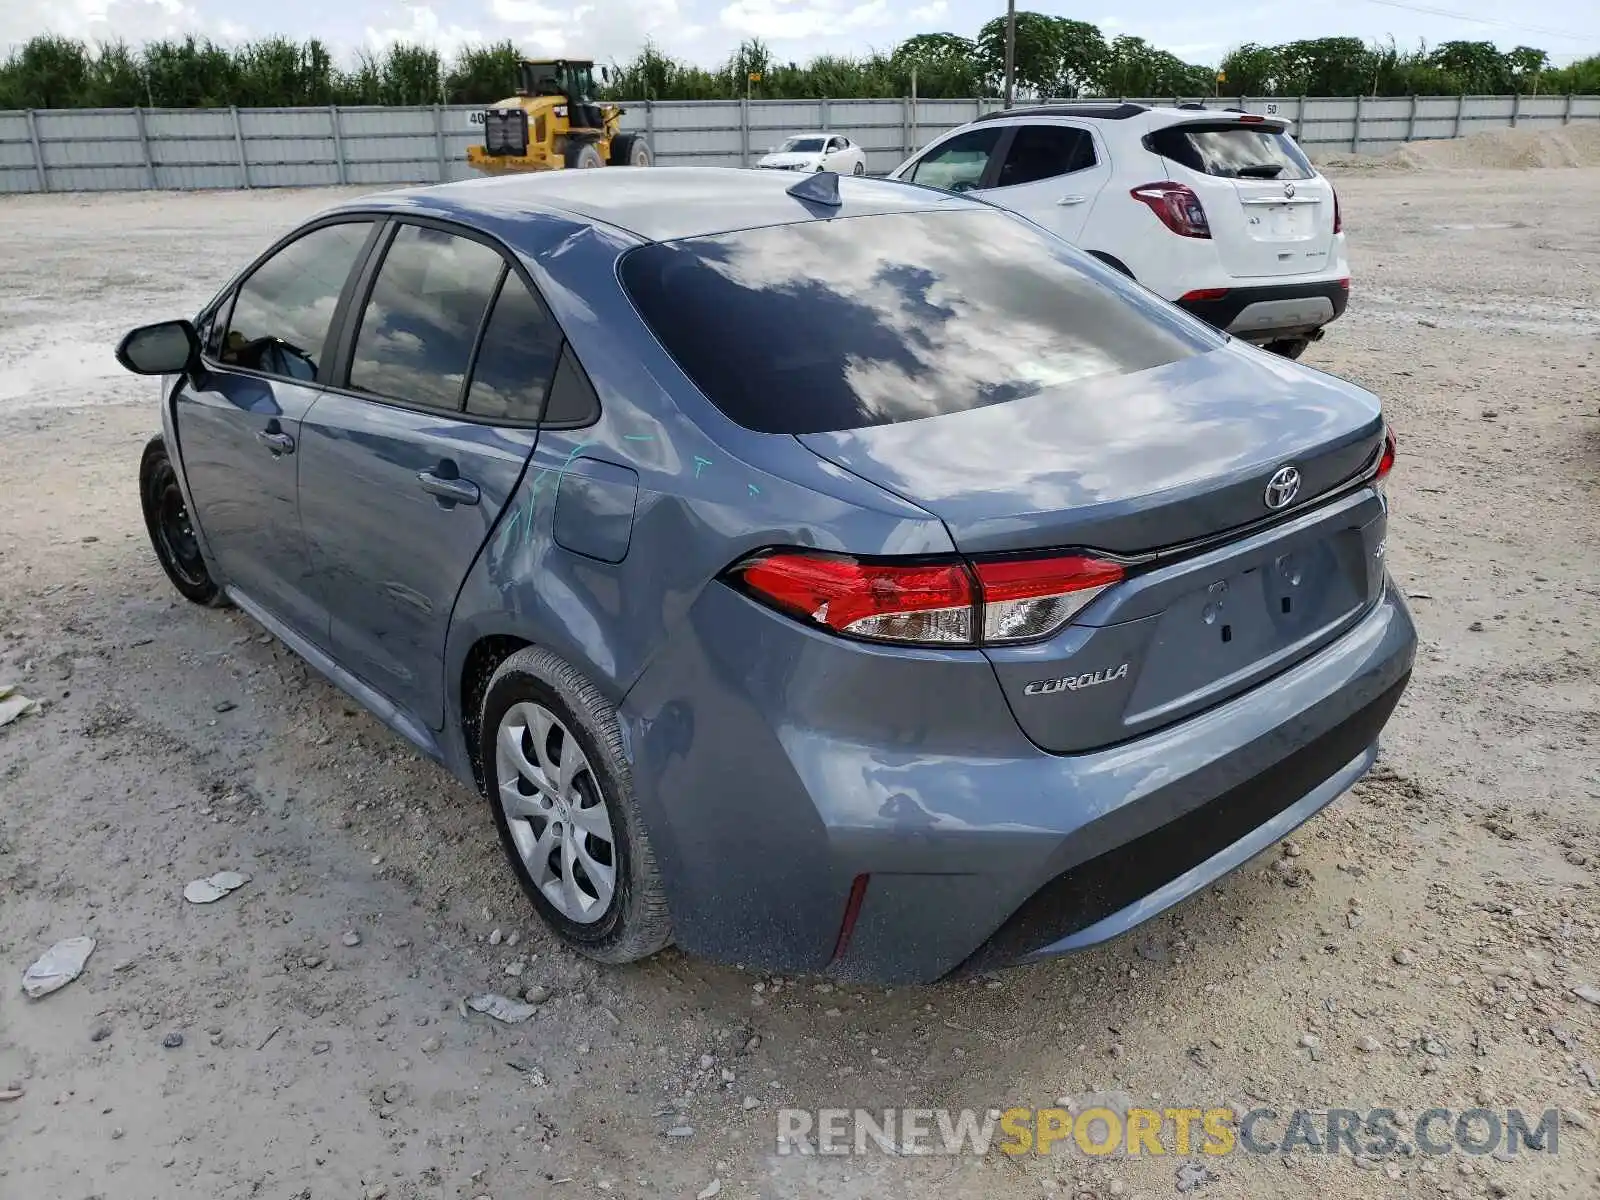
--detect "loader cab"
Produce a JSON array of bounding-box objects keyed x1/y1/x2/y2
[{"x1": 519, "y1": 59, "x2": 604, "y2": 131}]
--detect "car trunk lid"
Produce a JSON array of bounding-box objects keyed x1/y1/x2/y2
[
  {"x1": 796, "y1": 345, "x2": 1383, "y2": 558},
  {"x1": 1149, "y1": 117, "x2": 1338, "y2": 280},
  {"x1": 799, "y1": 345, "x2": 1389, "y2": 753}
]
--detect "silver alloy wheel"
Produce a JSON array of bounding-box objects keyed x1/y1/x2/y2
[{"x1": 495, "y1": 701, "x2": 617, "y2": 923}]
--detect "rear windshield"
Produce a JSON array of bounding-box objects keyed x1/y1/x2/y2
[
  {"x1": 782, "y1": 137, "x2": 826, "y2": 152},
  {"x1": 619, "y1": 209, "x2": 1211, "y2": 435},
  {"x1": 1148, "y1": 123, "x2": 1314, "y2": 180}
]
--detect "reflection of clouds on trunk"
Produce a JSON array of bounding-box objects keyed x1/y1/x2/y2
[{"x1": 626, "y1": 208, "x2": 1204, "y2": 435}]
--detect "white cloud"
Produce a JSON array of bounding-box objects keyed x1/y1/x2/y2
[
  {"x1": 365, "y1": 3, "x2": 484, "y2": 58},
  {"x1": 1, "y1": 0, "x2": 203, "y2": 50},
  {"x1": 719, "y1": 0, "x2": 893, "y2": 42},
  {"x1": 909, "y1": 1, "x2": 948, "y2": 21}
]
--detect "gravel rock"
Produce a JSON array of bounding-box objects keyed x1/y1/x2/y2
[
  {"x1": 341, "y1": 930, "x2": 362, "y2": 947},
  {"x1": 90, "y1": 1025, "x2": 112, "y2": 1043},
  {"x1": 665, "y1": 1125, "x2": 695, "y2": 1138},
  {"x1": 420, "y1": 1037, "x2": 441, "y2": 1054},
  {"x1": 1393, "y1": 948, "x2": 1417, "y2": 966},
  {"x1": 523, "y1": 984, "x2": 551, "y2": 1005},
  {"x1": 697, "y1": 1181, "x2": 722, "y2": 1199},
  {"x1": 1356, "y1": 1034, "x2": 1382, "y2": 1053},
  {"x1": 1570, "y1": 984, "x2": 1600, "y2": 1006}
]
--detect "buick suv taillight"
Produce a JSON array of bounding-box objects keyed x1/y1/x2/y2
[
  {"x1": 725, "y1": 549, "x2": 1125, "y2": 647},
  {"x1": 1130, "y1": 182, "x2": 1211, "y2": 239}
]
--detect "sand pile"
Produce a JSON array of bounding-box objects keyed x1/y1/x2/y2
[{"x1": 1319, "y1": 121, "x2": 1600, "y2": 171}]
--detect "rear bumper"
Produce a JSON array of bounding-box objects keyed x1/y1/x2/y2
[
  {"x1": 1178, "y1": 278, "x2": 1350, "y2": 342},
  {"x1": 621, "y1": 578, "x2": 1415, "y2": 985}
]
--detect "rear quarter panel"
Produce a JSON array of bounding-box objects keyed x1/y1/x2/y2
[{"x1": 437, "y1": 218, "x2": 953, "y2": 782}]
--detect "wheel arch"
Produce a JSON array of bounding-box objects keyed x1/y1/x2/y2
[{"x1": 1085, "y1": 250, "x2": 1136, "y2": 279}]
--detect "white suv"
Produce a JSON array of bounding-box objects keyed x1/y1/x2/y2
[{"x1": 888, "y1": 103, "x2": 1349, "y2": 358}]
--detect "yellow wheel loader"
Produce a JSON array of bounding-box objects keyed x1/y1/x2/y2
[{"x1": 465, "y1": 59, "x2": 652, "y2": 175}]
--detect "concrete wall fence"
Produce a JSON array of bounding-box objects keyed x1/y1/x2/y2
[{"x1": 2, "y1": 93, "x2": 1598, "y2": 194}]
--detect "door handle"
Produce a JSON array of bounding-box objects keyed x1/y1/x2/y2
[
  {"x1": 256, "y1": 429, "x2": 295, "y2": 454},
  {"x1": 417, "y1": 469, "x2": 481, "y2": 507},
  {"x1": 1057, "y1": 194, "x2": 1087, "y2": 205}
]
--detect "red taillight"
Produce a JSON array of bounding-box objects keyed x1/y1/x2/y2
[
  {"x1": 728, "y1": 549, "x2": 1124, "y2": 647},
  {"x1": 1332, "y1": 186, "x2": 1342, "y2": 234},
  {"x1": 974, "y1": 555, "x2": 1125, "y2": 643},
  {"x1": 1375, "y1": 427, "x2": 1396, "y2": 483},
  {"x1": 1179, "y1": 287, "x2": 1230, "y2": 303},
  {"x1": 1130, "y1": 182, "x2": 1210, "y2": 239},
  {"x1": 733, "y1": 551, "x2": 974, "y2": 644}
]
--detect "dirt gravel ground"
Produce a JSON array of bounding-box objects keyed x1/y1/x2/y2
[{"x1": 2, "y1": 169, "x2": 1599, "y2": 1200}]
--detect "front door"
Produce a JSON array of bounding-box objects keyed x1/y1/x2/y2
[
  {"x1": 978, "y1": 123, "x2": 1110, "y2": 244},
  {"x1": 297, "y1": 222, "x2": 566, "y2": 726},
  {"x1": 175, "y1": 220, "x2": 375, "y2": 639}
]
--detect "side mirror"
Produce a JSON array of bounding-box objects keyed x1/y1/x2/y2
[{"x1": 116, "y1": 319, "x2": 200, "y2": 376}]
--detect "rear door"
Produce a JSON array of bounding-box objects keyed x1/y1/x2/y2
[
  {"x1": 296, "y1": 220, "x2": 565, "y2": 726},
  {"x1": 975, "y1": 122, "x2": 1110, "y2": 243},
  {"x1": 1148, "y1": 119, "x2": 1335, "y2": 278},
  {"x1": 176, "y1": 219, "x2": 377, "y2": 641}
]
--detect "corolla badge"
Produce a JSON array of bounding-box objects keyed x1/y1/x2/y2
[
  {"x1": 1023, "y1": 663, "x2": 1130, "y2": 696},
  {"x1": 1264, "y1": 465, "x2": 1301, "y2": 510}
]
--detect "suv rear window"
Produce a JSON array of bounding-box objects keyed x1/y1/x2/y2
[
  {"x1": 1148, "y1": 123, "x2": 1314, "y2": 180},
  {"x1": 619, "y1": 209, "x2": 1211, "y2": 435}
]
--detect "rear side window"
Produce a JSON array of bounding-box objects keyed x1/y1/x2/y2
[
  {"x1": 220, "y1": 221, "x2": 372, "y2": 381},
  {"x1": 620, "y1": 208, "x2": 1211, "y2": 436},
  {"x1": 994, "y1": 125, "x2": 1097, "y2": 188},
  {"x1": 1148, "y1": 123, "x2": 1314, "y2": 180},
  {"x1": 907, "y1": 127, "x2": 1002, "y2": 191},
  {"x1": 465, "y1": 273, "x2": 565, "y2": 422},
  {"x1": 348, "y1": 224, "x2": 503, "y2": 410}
]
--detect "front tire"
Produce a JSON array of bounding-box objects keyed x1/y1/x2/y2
[
  {"x1": 139, "y1": 435, "x2": 227, "y2": 607},
  {"x1": 480, "y1": 647, "x2": 672, "y2": 964},
  {"x1": 564, "y1": 142, "x2": 606, "y2": 169}
]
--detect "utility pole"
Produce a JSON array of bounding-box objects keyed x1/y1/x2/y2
[{"x1": 1004, "y1": 0, "x2": 1016, "y2": 109}]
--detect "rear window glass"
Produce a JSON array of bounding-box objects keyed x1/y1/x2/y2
[
  {"x1": 1149, "y1": 124, "x2": 1314, "y2": 180},
  {"x1": 619, "y1": 209, "x2": 1211, "y2": 435}
]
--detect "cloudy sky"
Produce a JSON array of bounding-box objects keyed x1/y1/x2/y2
[{"x1": 3, "y1": 0, "x2": 1594, "y2": 69}]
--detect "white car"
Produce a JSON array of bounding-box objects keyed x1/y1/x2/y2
[
  {"x1": 888, "y1": 103, "x2": 1349, "y2": 358},
  {"x1": 758, "y1": 133, "x2": 867, "y2": 175}
]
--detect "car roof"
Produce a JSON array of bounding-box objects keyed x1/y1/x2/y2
[
  {"x1": 357, "y1": 167, "x2": 974, "y2": 244},
  {"x1": 779, "y1": 132, "x2": 835, "y2": 139},
  {"x1": 968, "y1": 103, "x2": 1291, "y2": 135}
]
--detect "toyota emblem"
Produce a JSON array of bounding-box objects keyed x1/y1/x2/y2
[
  {"x1": 1283, "y1": 182, "x2": 1296, "y2": 198},
  {"x1": 1264, "y1": 466, "x2": 1301, "y2": 510}
]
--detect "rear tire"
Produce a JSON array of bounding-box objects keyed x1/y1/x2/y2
[
  {"x1": 852, "y1": 160, "x2": 865, "y2": 175},
  {"x1": 480, "y1": 646, "x2": 672, "y2": 965},
  {"x1": 140, "y1": 435, "x2": 228, "y2": 607},
  {"x1": 564, "y1": 142, "x2": 605, "y2": 169},
  {"x1": 1265, "y1": 338, "x2": 1311, "y2": 360},
  {"x1": 608, "y1": 133, "x2": 653, "y2": 167}
]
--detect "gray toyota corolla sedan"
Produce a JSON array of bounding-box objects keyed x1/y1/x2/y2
[{"x1": 116, "y1": 167, "x2": 1414, "y2": 984}]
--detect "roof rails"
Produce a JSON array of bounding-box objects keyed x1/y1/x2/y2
[{"x1": 974, "y1": 102, "x2": 1148, "y2": 123}]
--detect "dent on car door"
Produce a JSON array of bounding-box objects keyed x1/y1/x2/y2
[
  {"x1": 175, "y1": 219, "x2": 376, "y2": 641},
  {"x1": 296, "y1": 221, "x2": 565, "y2": 728}
]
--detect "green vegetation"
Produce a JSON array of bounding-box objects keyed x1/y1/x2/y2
[{"x1": 2, "y1": 20, "x2": 1596, "y2": 110}]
